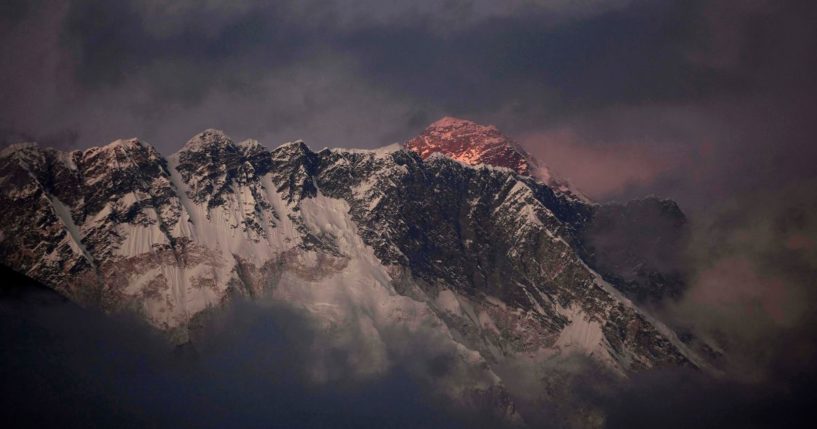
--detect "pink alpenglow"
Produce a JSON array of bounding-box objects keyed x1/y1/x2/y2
[
  {"x1": 405, "y1": 117, "x2": 587, "y2": 200},
  {"x1": 405, "y1": 117, "x2": 537, "y2": 176}
]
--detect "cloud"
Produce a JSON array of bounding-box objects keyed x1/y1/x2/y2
[
  {"x1": 521, "y1": 127, "x2": 674, "y2": 199},
  {"x1": 1, "y1": 271, "x2": 495, "y2": 428},
  {"x1": 657, "y1": 180, "x2": 817, "y2": 382},
  {"x1": 7, "y1": 0, "x2": 810, "y2": 169},
  {"x1": 600, "y1": 366, "x2": 817, "y2": 429}
]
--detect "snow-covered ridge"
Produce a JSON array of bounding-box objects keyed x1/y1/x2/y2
[
  {"x1": 428, "y1": 116, "x2": 496, "y2": 131},
  {"x1": 181, "y1": 128, "x2": 233, "y2": 151},
  {"x1": 327, "y1": 142, "x2": 403, "y2": 157},
  {"x1": 0, "y1": 142, "x2": 39, "y2": 158}
]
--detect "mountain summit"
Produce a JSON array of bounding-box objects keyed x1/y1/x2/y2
[
  {"x1": 404, "y1": 117, "x2": 588, "y2": 202},
  {"x1": 405, "y1": 117, "x2": 537, "y2": 176}
]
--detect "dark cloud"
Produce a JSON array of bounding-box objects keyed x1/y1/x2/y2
[
  {"x1": 591, "y1": 180, "x2": 817, "y2": 429},
  {"x1": 601, "y1": 366, "x2": 817, "y2": 429},
  {"x1": 3, "y1": 0, "x2": 813, "y2": 190},
  {"x1": 519, "y1": 0, "x2": 817, "y2": 208},
  {"x1": 61, "y1": 0, "x2": 320, "y2": 98},
  {"x1": 341, "y1": 1, "x2": 706, "y2": 114},
  {"x1": 0, "y1": 0, "x2": 31, "y2": 28}
]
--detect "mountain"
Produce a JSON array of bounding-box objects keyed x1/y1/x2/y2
[
  {"x1": 0, "y1": 120, "x2": 706, "y2": 425},
  {"x1": 405, "y1": 117, "x2": 585, "y2": 200},
  {"x1": 405, "y1": 117, "x2": 537, "y2": 176},
  {"x1": 403, "y1": 117, "x2": 686, "y2": 303}
]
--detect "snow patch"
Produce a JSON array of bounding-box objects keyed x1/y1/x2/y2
[
  {"x1": 48, "y1": 195, "x2": 95, "y2": 267},
  {"x1": 554, "y1": 305, "x2": 605, "y2": 354},
  {"x1": 435, "y1": 289, "x2": 463, "y2": 316},
  {"x1": 0, "y1": 142, "x2": 37, "y2": 159},
  {"x1": 332, "y1": 143, "x2": 403, "y2": 157},
  {"x1": 115, "y1": 222, "x2": 169, "y2": 256}
]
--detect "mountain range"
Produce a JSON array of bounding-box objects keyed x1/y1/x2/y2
[{"x1": 0, "y1": 117, "x2": 710, "y2": 424}]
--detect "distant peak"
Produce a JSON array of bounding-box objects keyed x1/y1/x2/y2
[
  {"x1": 428, "y1": 116, "x2": 477, "y2": 128},
  {"x1": 238, "y1": 138, "x2": 260, "y2": 148},
  {"x1": 238, "y1": 139, "x2": 266, "y2": 154},
  {"x1": 200, "y1": 128, "x2": 227, "y2": 136},
  {"x1": 0, "y1": 142, "x2": 39, "y2": 159},
  {"x1": 330, "y1": 143, "x2": 404, "y2": 157},
  {"x1": 82, "y1": 138, "x2": 149, "y2": 157},
  {"x1": 183, "y1": 129, "x2": 233, "y2": 151},
  {"x1": 427, "y1": 116, "x2": 501, "y2": 132},
  {"x1": 275, "y1": 140, "x2": 309, "y2": 151},
  {"x1": 405, "y1": 117, "x2": 534, "y2": 175},
  {"x1": 107, "y1": 138, "x2": 142, "y2": 148},
  {"x1": 271, "y1": 140, "x2": 314, "y2": 159}
]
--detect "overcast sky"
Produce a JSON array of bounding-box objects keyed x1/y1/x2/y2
[{"x1": 1, "y1": 0, "x2": 816, "y2": 206}]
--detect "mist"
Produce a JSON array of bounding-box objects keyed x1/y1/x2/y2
[{"x1": 1, "y1": 267, "x2": 498, "y2": 429}]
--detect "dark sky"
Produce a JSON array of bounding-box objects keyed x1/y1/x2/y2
[{"x1": 2, "y1": 0, "x2": 816, "y2": 206}]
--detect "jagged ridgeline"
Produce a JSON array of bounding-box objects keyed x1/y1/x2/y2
[{"x1": 0, "y1": 119, "x2": 706, "y2": 422}]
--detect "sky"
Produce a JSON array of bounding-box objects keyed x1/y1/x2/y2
[{"x1": 2, "y1": 0, "x2": 816, "y2": 207}]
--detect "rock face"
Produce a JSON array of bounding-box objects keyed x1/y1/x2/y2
[{"x1": 0, "y1": 119, "x2": 702, "y2": 425}]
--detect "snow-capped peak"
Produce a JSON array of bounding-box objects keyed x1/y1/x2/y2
[
  {"x1": 0, "y1": 142, "x2": 38, "y2": 159},
  {"x1": 274, "y1": 139, "x2": 309, "y2": 151},
  {"x1": 405, "y1": 117, "x2": 590, "y2": 202},
  {"x1": 329, "y1": 142, "x2": 404, "y2": 157},
  {"x1": 105, "y1": 138, "x2": 142, "y2": 149},
  {"x1": 238, "y1": 138, "x2": 262, "y2": 149},
  {"x1": 271, "y1": 140, "x2": 313, "y2": 159},
  {"x1": 428, "y1": 116, "x2": 487, "y2": 129},
  {"x1": 182, "y1": 129, "x2": 233, "y2": 151},
  {"x1": 405, "y1": 116, "x2": 537, "y2": 176}
]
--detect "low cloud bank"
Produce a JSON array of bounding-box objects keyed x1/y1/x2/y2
[{"x1": 0, "y1": 270, "x2": 491, "y2": 428}]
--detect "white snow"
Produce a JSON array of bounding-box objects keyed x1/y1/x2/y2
[
  {"x1": 428, "y1": 116, "x2": 476, "y2": 128},
  {"x1": 0, "y1": 142, "x2": 37, "y2": 158},
  {"x1": 435, "y1": 289, "x2": 464, "y2": 316},
  {"x1": 114, "y1": 222, "x2": 169, "y2": 256},
  {"x1": 264, "y1": 193, "x2": 506, "y2": 402},
  {"x1": 56, "y1": 150, "x2": 78, "y2": 170},
  {"x1": 332, "y1": 143, "x2": 403, "y2": 157},
  {"x1": 48, "y1": 195, "x2": 95, "y2": 267},
  {"x1": 478, "y1": 310, "x2": 500, "y2": 334},
  {"x1": 554, "y1": 304, "x2": 605, "y2": 355},
  {"x1": 182, "y1": 129, "x2": 230, "y2": 151},
  {"x1": 238, "y1": 138, "x2": 263, "y2": 150}
]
